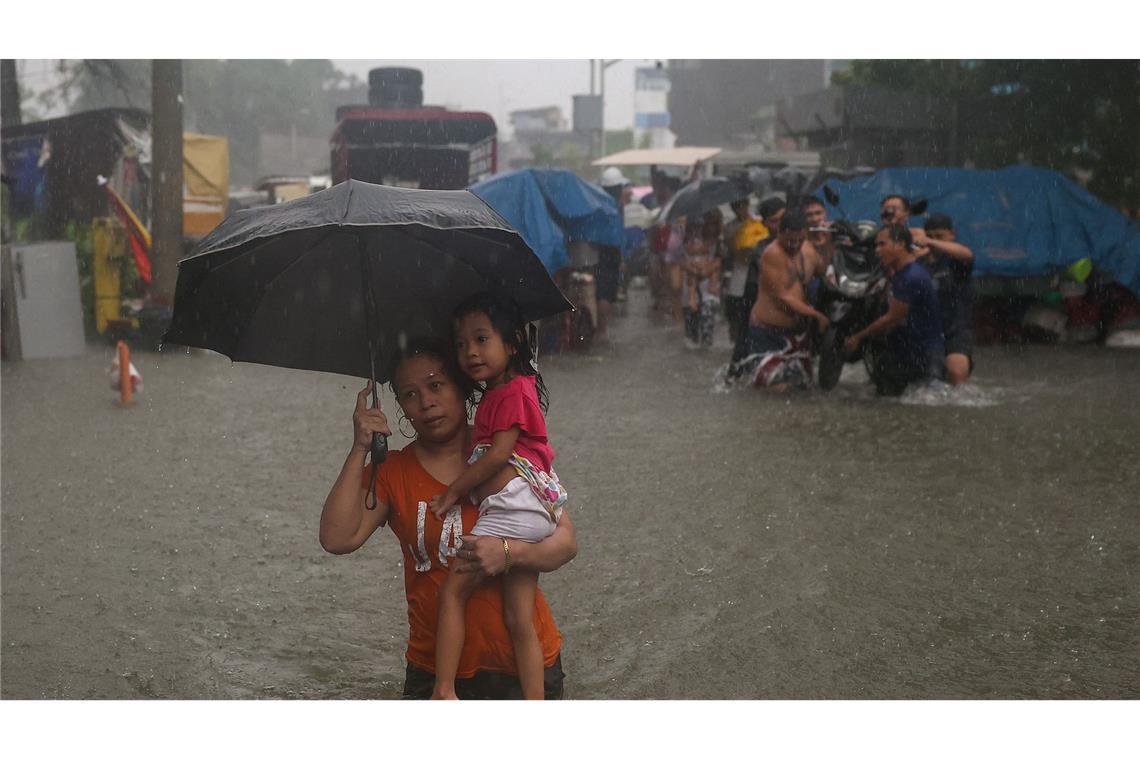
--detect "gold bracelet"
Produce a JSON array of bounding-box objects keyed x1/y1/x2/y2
[{"x1": 502, "y1": 538, "x2": 512, "y2": 575}]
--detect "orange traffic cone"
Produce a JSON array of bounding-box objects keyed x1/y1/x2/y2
[{"x1": 111, "y1": 341, "x2": 142, "y2": 405}]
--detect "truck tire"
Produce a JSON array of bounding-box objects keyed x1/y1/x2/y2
[
  {"x1": 817, "y1": 326, "x2": 844, "y2": 391},
  {"x1": 368, "y1": 67, "x2": 423, "y2": 89}
]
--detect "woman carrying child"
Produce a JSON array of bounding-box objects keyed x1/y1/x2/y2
[{"x1": 428, "y1": 291, "x2": 569, "y2": 700}]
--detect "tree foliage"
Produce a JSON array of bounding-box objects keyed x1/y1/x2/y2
[
  {"x1": 41, "y1": 60, "x2": 368, "y2": 185},
  {"x1": 833, "y1": 60, "x2": 1140, "y2": 208}
]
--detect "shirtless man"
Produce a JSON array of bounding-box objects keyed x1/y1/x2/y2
[
  {"x1": 729, "y1": 210, "x2": 829, "y2": 390},
  {"x1": 800, "y1": 195, "x2": 834, "y2": 309},
  {"x1": 802, "y1": 195, "x2": 834, "y2": 270}
]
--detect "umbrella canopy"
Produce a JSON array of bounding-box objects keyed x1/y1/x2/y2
[
  {"x1": 162, "y1": 179, "x2": 572, "y2": 382},
  {"x1": 662, "y1": 176, "x2": 751, "y2": 223},
  {"x1": 470, "y1": 168, "x2": 623, "y2": 273}
]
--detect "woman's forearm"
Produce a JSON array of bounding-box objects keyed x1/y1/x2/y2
[
  {"x1": 511, "y1": 513, "x2": 577, "y2": 573},
  {"x1": 319, "y1": 448, "x2": 378, "y2": 554}
]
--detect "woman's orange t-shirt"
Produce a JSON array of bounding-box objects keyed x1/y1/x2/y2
[{"x1": 364, "y1": 446, "x2": 561, "y2": 677}]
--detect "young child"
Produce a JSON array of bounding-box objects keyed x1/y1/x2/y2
[
  {"x1": 681, "y1": 212, "x2": 723, "y2": 349},
  {"x1": 428, "y1": 291, "x2": 567, "y2": 700}
]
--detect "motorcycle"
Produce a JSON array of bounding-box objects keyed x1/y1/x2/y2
[{"x1": 814, "y1": 186, "x2": 927, "y2": 391}]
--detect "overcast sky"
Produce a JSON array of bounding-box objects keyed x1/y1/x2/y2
[
  {"x1": 332, "y1": 60, "x2": 649, "y2": 138},
  {"x1": 16, "y1": 59, "x2": 648, "y2": 140}
]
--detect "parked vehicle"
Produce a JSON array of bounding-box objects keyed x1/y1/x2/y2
[{"x1": 331, "y1": 67, "x2": 496, "y2": 189}]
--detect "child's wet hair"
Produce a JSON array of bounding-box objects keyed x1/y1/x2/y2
[{"x1": 452, "y1": 291, "x2": 549, "y2": 413}]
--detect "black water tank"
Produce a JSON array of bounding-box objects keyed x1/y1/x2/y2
[{"x1": 368, "y1": 67, "x2": 424, "y2": 108}]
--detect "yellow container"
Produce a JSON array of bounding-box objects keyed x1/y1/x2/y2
[{"x1": 92, "y1": 218, "x2": 138, "y2": 334}]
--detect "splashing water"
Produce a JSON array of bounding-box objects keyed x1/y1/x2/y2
[{"x1": 896, "y1": 379, "x2": 1002, "y2": 407}]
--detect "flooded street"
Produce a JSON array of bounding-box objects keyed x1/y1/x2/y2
[{"x1": 3, "y1": 286, "x2": 1138, "y2": 699}]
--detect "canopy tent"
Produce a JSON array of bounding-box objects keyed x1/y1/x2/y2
[
  {"x1": 819, "y1": 166, "x2": 1140, "y2": 296},
  {"x1": 592, "y1": 147, "x2": 721, "y2": 167},
  {"x1": 470, "y1": 168, "x2": 623, "y2": 274}
]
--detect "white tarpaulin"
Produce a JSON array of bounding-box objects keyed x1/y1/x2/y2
[{"x1": 592, "y1": 147, "x2": 721, "y2": 167}]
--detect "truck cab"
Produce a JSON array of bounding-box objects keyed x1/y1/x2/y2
[{"x1": 330, "y1": 67, "x2": 497, "y2": 190}]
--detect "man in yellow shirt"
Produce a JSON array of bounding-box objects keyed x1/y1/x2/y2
[{"x1": 722, "y1": 196, "x2": 769, "y2": 343}]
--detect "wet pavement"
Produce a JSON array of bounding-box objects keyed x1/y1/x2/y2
[{"x1": 3, "y1": 286, "x2": 1138, "y2": 698}]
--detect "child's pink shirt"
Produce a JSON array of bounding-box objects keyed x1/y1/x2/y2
[{"x1": 472, "y1": 374, "x2": 554, "y2": 474}]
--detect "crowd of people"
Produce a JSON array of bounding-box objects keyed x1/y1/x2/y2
[
  {"x1": 628, "y1": 171, "x2": 977, "y2": 396},
  {"x1": 313, "y1": 172, "x2": 981, "y2": 703}
]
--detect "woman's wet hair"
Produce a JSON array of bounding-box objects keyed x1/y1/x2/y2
[
  {"x1": 452, "y1": 291, "x2": 550, "y2": 413},
  {"x1": 701, "y1": 208, "x2": 724, "y2": 237},
  {"x1": 683, "y1": 215, "x2": 708, "y2": 242},
  {"x1": 387, "y1": 335, "x2": 477, "y2": 408},
  {"x1": 877, "y1": 222, "x2": 914, "y2": 249}
]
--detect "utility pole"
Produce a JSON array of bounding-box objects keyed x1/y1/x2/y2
[
  {"x1": 150, "y1": 59, "x2": 183, "y2": 304},
  {"x1": 1, "y1": 59, "x2": 22, "y2": 128},
  {"x1": 599, "y1": 59, "x2": 622, "y2": 159}
]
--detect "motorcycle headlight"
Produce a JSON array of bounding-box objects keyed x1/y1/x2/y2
[{"x1": 839, "y1": 276, "x2": 867, "y2": 298}]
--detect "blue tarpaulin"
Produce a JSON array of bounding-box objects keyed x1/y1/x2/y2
[
  {"x1": 820, "y1": 166, "x2": 1140, "y2": 296},
  {"x1": 470, "y1": 168, "x2": 623, "y2": 274}
]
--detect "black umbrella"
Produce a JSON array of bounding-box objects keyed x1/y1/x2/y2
[
  {"x1": 163, "y1": 179, "x2": 571, "y2": 488},
  {"x1": 662, "y1": 176, "x2": 751, "y2": 223}
]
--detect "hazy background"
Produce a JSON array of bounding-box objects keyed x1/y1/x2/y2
[
  {"x1": 332, "y1": 59, "x2": 643, "y2": 137},
  {"x1": 16, "y1": 58, "x2": 645, "y2": 138}
]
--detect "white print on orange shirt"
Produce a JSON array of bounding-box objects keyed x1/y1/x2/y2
[
  {"x1": 410, "y1": 500, "x2": 464, "y2": 572},
  {"x1": 411, "y1": 501, "x2": 432, "y2": 572},
  {"x1": 438, "y1": 506, "x2": 463, "y2": 566}
]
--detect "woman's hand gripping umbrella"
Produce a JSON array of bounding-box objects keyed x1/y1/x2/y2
[{"x1": 161, "y1": 179, "x2": 571, "y2": 504}]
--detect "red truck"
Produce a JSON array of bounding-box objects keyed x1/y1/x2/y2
[{"x1": 330, "y1": 67, "x2": 497, "y2": 190}]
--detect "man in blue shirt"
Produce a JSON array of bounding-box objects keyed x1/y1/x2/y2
[
  {"x1": 844, "y1": 224, "x2": 946, "y2": 395},
  {"x1": 914, "y1": 213, "x2": 975, "y2": 385}
]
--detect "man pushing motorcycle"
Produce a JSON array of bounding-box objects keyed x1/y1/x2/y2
[
  {"x1": 843, "y1": 224, "x2": 946, "y2": 396},
  {"x1": 727, "y1": 210, "x2": 829, "y2": 390}
]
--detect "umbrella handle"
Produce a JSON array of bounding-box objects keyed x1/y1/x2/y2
[
  {"x1": 371, "y1": 432, "x2": 388, "y2": 464},
  {"x1": 365, "y1": 435, "x2": 388, "y2": 510},
  {"x1": 367, "y1": 437, "x2": 389, "y2": 508},
  {"x1": 369, "y1": 380, "x2": 388, "y2": 465},
  {"x1": 363, "y1": 377, "x2": 388, "y2": 511}
]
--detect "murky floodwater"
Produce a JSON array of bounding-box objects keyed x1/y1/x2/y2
[{"x1": 3, "y1": 286, "x2": 1138, "y2": 698}]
